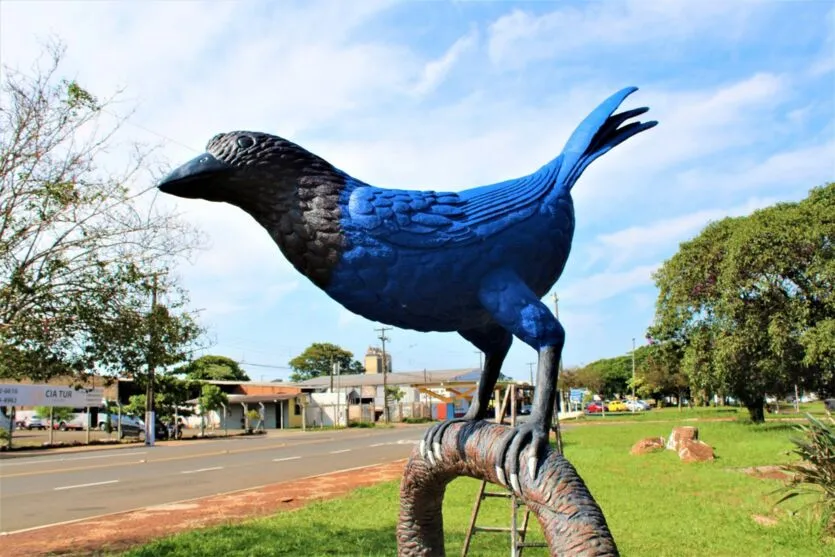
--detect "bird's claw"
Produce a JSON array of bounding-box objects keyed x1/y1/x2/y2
[
  {"x1": 495, "y1": 422, "x2": 548, "y2": 496},
  {"x1": 420, "y1": 418, "x2": 474, "y2": 464}
]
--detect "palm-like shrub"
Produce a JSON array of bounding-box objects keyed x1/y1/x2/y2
[{"x1": 775, "y1": 413, "x2": 835, "y2": 536}]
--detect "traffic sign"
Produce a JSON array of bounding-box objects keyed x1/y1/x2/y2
[{"x1": 0, "y1": 384, "x2": 104, "y2": 407}]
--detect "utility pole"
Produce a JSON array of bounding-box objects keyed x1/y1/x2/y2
[
  {"x1": 552, "y1": 292, "x2": 563, "y2": 374},
  {"x1": 375, "y1": 326, "x2": 392, "y2": 423},
  {"x1": 631, "y1": 337, "x2": 637, "y2": 402},
  {"x1": 527, "y1": 362, "x2": 535, "y2": 387},
  {"x1": 475, "y1": 350, "x2": 483, "y2": 370},
  {"x1": 335, "y1": 360, "x2": 341, "y2": 426},
  {"x1": 145, "y1": 273, "x2": 160, "y2": 446}
]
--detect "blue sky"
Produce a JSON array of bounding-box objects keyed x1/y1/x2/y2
[{"x1": 2, "y1": 1, "x2": 833, "y2": 382}]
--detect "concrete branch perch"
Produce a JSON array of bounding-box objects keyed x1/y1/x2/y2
[{"x1": 397, "y1": 421, "x2": 618, "y2": 557}]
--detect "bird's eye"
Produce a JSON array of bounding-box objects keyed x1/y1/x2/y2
[{"x1": 237, "y1": 136, "x2": 255, "y2": 149}]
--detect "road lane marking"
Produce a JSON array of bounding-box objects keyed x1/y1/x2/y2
[
  {"x1": 368, "y1": 439, "x2": 419, "y2": 448},
  {"x1": 1, "y1": 451, "x2": 148, "y2": 467},
  {"x1": 329, "y1": 449, "x2": 350, "y2": 454},
  {"x1": 180, "y1": 466, "x2": 223, "y2": 474},
  {"x1": 273, "y1": 456, "x2": 301, "y2": 462},
  {"x1": 54, "y1": 480, "x2": 119, "y2": 491},
  {"x1": 0, "y1": 458, "x2": 410, "y2": 537}
]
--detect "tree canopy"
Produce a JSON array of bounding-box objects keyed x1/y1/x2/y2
[
  {"x1": 0, "y1": 41, "x2": 205, "y2": 383},
  {"x1": 180, "y1": 355, "x2": 250, "y2": 381},
  {"x1": 123, "y1": 373, "x2": 199, "y2": 421},
  {"x1": 648, "y1": 182, "x2": 834, "y2": 422},
  {"x1": 288, "y1": 342, "x2": 365, "y2": 382}
]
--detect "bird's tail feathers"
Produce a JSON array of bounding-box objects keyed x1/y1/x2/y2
[{"x1": 557, "y1": 87, "x2": 657, "y2": 190}]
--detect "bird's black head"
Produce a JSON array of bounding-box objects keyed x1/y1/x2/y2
[{"x1": 157, "y1": 131, "x2": 320, "y2": 206}]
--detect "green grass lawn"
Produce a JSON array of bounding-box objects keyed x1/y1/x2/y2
[{"x1": 119, "y1": 415, "x2": 832, "y2": 557}]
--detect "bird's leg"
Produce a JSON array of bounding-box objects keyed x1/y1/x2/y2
[
  {"x1": 421, "y1": 325, "x2": 512, "y2": 464},
  {"x1": 476, "y1": 268, "x2": 565, "y2": 495},
  {"x1": 495, "y1": 344, "x2": 561, "y2": 492}
]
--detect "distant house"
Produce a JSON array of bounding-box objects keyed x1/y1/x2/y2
[
  {"x1": 293, "y1": 367, "x2": 516, "y2": 423},
  {"x1": 178, "y1": 380, "x2": 310, "y2": 430}
]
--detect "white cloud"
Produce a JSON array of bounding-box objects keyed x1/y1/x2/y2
[
  {"x1": 411, "y1": 29, "x2": 478, "y2": 97},
  {"x1": 310, "y1": 71, "x2": 797, "y2": 212},
  {"x1": 589, "y1": 196, "x2": 780, "y2": 269},
  {"x1": 676, "y1": 141, "x2": 835, "y2": 193},
  {"x1": 559, "y1": 264, "x2": 660, "y2": 306},
  {"x1": 487, "y1": 0, "x2": 761, "y2": 69}
]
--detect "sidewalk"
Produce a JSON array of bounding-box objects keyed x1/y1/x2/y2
[
  {"x1": 0, "y1": 459, "x2": 408, "y2": 557},
  {"x1": 0, "y1": 427, "x2": 341, "y2": 459}
]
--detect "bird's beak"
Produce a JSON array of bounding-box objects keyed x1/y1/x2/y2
[{"x1": 157, "y1": 153, "x2": 233, "y2": 200}]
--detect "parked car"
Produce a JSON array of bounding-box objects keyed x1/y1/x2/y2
[
  {"x1": 117, "y1": 416, "x2": 146, "y2": 439},
  {"x1": 586, "y1": 402, "x2": 608, "y2": 413},
  {"x1": 24, "y1": 414, "x2": 48, "y2": 430},
  {"x1": 607, "y1": 400, "x2": 629, "y2": 412},
  {"x1": 124, "y1": 417, "x2": 170, "y2": 441},
  {"x1": 99, "y1": 414, "x2": 145, "y2": 431},
  {"x1": 52, "y1": 413, "x2": 87, "y2": 431},
  {"x1": 624, "y1": 400, "x2": 651, "y2": 412}
]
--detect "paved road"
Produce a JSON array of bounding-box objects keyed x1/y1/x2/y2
[{"x1": 0, "y1": 425, "x2": 429, "y2": 533}]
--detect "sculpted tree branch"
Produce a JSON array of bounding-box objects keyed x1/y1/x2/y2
[{"x1": 397, "y1": 421, "x2": 618, "y2": 557}]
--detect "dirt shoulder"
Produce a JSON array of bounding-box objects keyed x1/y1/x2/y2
[{"x1": 0, "y1": 459, "x2": 408, "y2": 557}]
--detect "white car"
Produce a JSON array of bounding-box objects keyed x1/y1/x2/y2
[{"x1": 625, "y1": 400, "x2": 650, "y2": 412}]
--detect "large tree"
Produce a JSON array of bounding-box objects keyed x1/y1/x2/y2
[
  {"x1": 288, "y1": 342, "x2": 365, "y2": 382},
  {"x1": 180, "y1": 355, "x2": 250, "y2": 382},
  {"x1": 0, "y1": 41, "x2": 205, "y2": 383},
  {"x1": 649, "y1": 183, "x2": 835, "y2": 422},
  {"x1": 634, "y1": 341, "x2": 689, "y2": 406},
  {"x1": 580, "y1": 347, "x2": 653, "y2": 398}
]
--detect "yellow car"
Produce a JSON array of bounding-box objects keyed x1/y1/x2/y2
[{"x1": 607, "y1": 400, "x2": 629, "y2": 412}]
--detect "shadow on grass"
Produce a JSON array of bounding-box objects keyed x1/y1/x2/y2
[
  {"x1": 121, "y1": 521, "x2": 400, "y2": 557},
  {"x1": 119, "y1": 519, "x2": 479, "y2": 557},
  {"x1": 742, "y1": 422, "x2": 800, "y2": 433}
]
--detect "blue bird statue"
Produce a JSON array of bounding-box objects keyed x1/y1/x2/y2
[{"x1": 158, "y1": 86, "x2": 657, "y2": 494}]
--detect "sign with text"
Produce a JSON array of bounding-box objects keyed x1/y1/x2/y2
[
  {"x1": 569, "y1": 388, "x2": 586, "y2": 404},
  {"x1": 0, "y1": 384, "x2": 103, "y2": 407}
]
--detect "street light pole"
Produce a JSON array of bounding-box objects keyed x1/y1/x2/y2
[
  {"x1": 375, "y1": 326, "x2": 392, "y2": 423},
  {"x1": 145, "y1": 273, "x2": 161, "y2": 447}
]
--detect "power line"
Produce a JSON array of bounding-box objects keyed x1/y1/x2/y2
[{"x1": 238, "y1": 361, "x2": 292, "y2": 369}]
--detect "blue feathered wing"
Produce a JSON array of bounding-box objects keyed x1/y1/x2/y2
[{"x1": 344, "y1": 158, "x2": 561, "y2": 250}]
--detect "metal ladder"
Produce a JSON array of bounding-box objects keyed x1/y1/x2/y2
[{"x1": 461, "y1": 384, "x2": 552, "y2": 556}]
